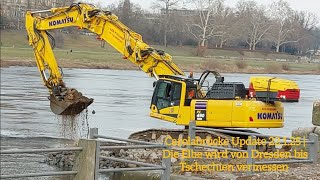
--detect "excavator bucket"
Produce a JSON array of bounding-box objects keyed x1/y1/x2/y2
[{"x1": 49, "y1": 89, "x2": 93, "y2": 115}]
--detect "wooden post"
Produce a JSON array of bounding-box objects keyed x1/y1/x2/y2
[{"x1": 73, "y1": 139, "x2": 98, "y2": 180}]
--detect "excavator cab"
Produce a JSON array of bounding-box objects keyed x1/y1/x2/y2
[
  {"x1": 150, "y1": 78, "x2": 184, "y2": 122},
  {"x1": 150, "y1": 75, "x2": 200, "y2": 123},
  {"x1": 149, "y1": 72, "x2": 223, "y2": 122}
]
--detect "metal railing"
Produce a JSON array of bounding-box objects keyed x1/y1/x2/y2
[
  {"x1": 89, "y1": 128, "x2": 171, "y2": 180},
  {"x1": 1, "y1": 123, "x2": 318, "y2": 179},
  {"x1": 0, "y1": 147, "x2": 82, "y2": 179},
  {"x1": 187, "y1": 121, "x2": 319, "y2": 175},
  {"x1": 0, "y1": 128, "x2": 171, "y2": 180}
]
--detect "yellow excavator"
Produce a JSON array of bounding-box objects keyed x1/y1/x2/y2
[{"x1": 26, "y1": 3, "x2": 294, "y2": 129}]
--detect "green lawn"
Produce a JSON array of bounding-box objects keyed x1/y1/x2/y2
[
  {"x1": 1, "y1": 30, "x2": 319, "y2": 74},
  {"x1": 0, "y1": 30, "x2": 299, "y2": 59}
]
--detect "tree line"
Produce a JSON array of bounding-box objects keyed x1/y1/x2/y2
[
  {"x1": 108, "y1": 0, "x2": 320, "y2": 55},
  {"x1": 1, "y1": 0, "x2": 319, "y2": 55}
]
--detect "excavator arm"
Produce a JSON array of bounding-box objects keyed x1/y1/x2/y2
[{"x1": 25, "y1": 3, "x2": 185, "y2": 115}]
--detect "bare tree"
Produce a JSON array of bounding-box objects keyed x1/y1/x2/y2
[
  {"x1": 73, "y1": 0, "x2": 103, "y2": 8},
  {"x1": 27, "y1": 0, "x2": 31, "y2": 9},
  {"x1": 59, "y1": 0, "x2": 75, "y2": 6},
  {"x1": 188, "y1": 0, "x2": 224, "y2": 47},
  {"x1": 267, "y1": 0, "x2": 300, "y2": 52},
  {"x1": 153, "y1": 0, "x2": 180, "y2": 47},
  {"x1": 236, "y1": 0, "x2": 271, "y2": 50},
  {"x1": 121, "y1": 0, "x2": 131, "y2": 25},
  {"x1": 290, "y1": 11, "x2": 319, "y2": 53},
  {"x1": 168, "y1": 12, "x2": 190, "y2": 46},
  {"x1": 312, "y1": 28, "x2": 320, "y2": 51},
  {"x1": 214, "y1": 7, "x2": 239, "y2": 48},
  {"x1": 294, "y1": 11, "x2": 318, "y2": 32}
]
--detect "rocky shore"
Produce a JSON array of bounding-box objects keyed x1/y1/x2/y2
[
  {"x1": 44, "y1": 140, "x2": 320, "y2": 180},
  {"x1": 45, "y1": 145, "x2": 164, "y2": 170},
  {"x1": 46, "y1": 151, "x2": 75, "y2": 169}
]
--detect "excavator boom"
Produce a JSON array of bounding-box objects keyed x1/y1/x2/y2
[{"x1": 26, "y1": 3, "x2": 184, "y2": 115}]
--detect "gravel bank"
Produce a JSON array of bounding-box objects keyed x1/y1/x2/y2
[{"x1": 45, "y1": 142, "x2": 320, "y2": 180}]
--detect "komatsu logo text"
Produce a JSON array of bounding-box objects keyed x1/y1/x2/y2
[
  {"x1": 257, "y1": 112, "x2": 283, "y2": 120},
  {"x1": 49, "y1": 17, "x2": 73, "y2": 26}
]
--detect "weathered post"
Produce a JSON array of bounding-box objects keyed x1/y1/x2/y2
[
  {"x1": 188, "y1": 121, "x2": 196, "y2": 150},
  {"x1": 73, "y1": 139, "x2": 99, "y2": 180},
  {"x1": 308, "y1": 133, "x2": 319, "y2": 164},
  {"x1": 161, "y1": 136, "x2": 171, "y2": 180},
  {"x1": 246, "y1": 135, "x2": 256, "y2": 175},
  {"x1": 90, "y1": 128, "x2": 100, "y2": 180},
  {"x1": 313, "y1": 100, "x2": 320, "y2": 126},
  {"x1": 188, "y1": 121, "x2": 196, "y2": 163}
]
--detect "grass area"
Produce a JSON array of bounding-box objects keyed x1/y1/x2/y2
[
  {"x1": 0, "y1": 30, "x2": 299, "y2": 59},
  {"x1": 1, "y1": 30, "x2": 29, "y2": 48},
  {"x1": 1, "y1": 29, "x2": 319, "y2": 74}
]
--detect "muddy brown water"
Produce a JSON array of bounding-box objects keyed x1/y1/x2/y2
[{"x1": 1, "y1": 66, "x2": 320, "y2": 179}]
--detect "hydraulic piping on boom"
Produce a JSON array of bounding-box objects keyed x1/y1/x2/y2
[{"x1": 25, "y1": 3, "x2": 184, "y2": 115}]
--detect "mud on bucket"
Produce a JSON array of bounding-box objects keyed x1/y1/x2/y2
[{"x1": 49, "y1": 88, "x2": 93, "y2": 115}]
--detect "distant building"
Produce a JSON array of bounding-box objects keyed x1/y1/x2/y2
[
  {"x1": 306, "y1": 49, "x2": 320, "y2": 56},
  {"x1": 160, "y1": 8, "x2": 198, "y2": 17}
]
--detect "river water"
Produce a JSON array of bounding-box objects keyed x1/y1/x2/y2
[{"x1": 1, "y1": 66, "x2": 319, "y2": 178}]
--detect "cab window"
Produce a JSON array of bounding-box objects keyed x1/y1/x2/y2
[
  {"x1": 152, "y1": 81, "x2": 182, "y2": 110},
  {"x1": 171, "y1": 83, "x2": 182, "y2": 106},
  {"x1": 185, "y1": 88, "x2": 196, "y2": 106},
  {"x1": 156, "y1": 82, "x2": 171, "y2": 110}
]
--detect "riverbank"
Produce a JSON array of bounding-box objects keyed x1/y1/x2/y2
[
  {"x1": 2, "y1": 29, "x2": 320, "y2": 74},
  {"x1": 1, "y1": 57, "x2": 320, "y2": 75}
]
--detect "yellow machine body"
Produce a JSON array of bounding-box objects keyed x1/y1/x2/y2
[{"x1": 150, "y1": 76, "x2": 284, "y2": 128}]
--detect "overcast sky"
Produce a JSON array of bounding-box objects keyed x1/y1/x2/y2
[{"x1": 91, "y1": 0, "x2": 320, "y2": 20}]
